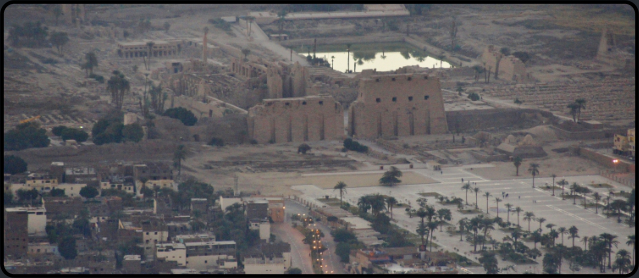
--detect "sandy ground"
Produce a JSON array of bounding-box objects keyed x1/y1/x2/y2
[{"x1": 465, "y1": 155, "x2": 602, "y2": 180}]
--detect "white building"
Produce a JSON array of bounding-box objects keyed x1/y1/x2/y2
[
  {"x1": 249, "y1": 219, "x2": 271, "y2": 243},
  {"x1": 219, "y1": 196, "x2": 242, "y2": 212},
  {"x1": 54, "y1": 183, "x2": 84, "y2": 197},
  {"x1": 28, "y1": 242, "x2": 59, "y2": 256},
  {"x1": 243, "y1": 256, "x2": 286, "y2": 274},
  {"x1": 6, "y1": 207, "x2": 47, "y2": 235},
  {"x1": 184, "y1": 241, "x2": 237, "y2": 271},
  {"x1": 156, "y1": 243, "x2": 187, "y2": 266}
]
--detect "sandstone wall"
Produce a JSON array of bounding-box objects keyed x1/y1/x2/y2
[
  {"x1": 482, "y1": 46, "x2": 527, "y2": 82},
  {"x1": 247, "y1": 96, "x2": 344, "y2": 143},
  {"x1": 348, "y1": 73, "x2": 448, "y2": 139},
  {"x1": 446, "y1": 109, "x2": 555, "y2": 133}
]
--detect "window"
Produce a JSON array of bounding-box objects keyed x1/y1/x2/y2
[
  {"x1": 155, "y1": 232, "x2": 158, "y2": 235},
  {"x1": 37, "y1": 249, "x2": 40, "y2": 253},
  {"x1": 392, "y1": 97, "x2": 397, "y2": 102},
  {"x1": 407, "y1": 77, "x2": 412, "y2": 81},
  {"x1": 302, "y1": 101, "x2": 307, "y2": 105},
  {"x1": 408, "y1": 96, "x2": 413, "y2": 101},
  {"x1": 375, "y1": 78, "x2": 380, "y2": 82},
  {"x1": 285, "y1": 102, "x2": 290, "y2": 106},
  {"x1": 146, "y1": 232, "x2": 150, "y2": 235},
  {"x1": 319, "y1": 101, "x2": 323, "y2": 105},
  {"x1": 205, "y1": 260, "x2": 208, "y2": 264},
  {"x1": 424, "y1": 96, "x2": 430, "y2": 100},
  {"x1": 376, "y1": 98, "x2": 381, "y2": 103},
  {"x1": 424, "y1": 76, "x2": 428, "y2": 79},
  {"x1": 392, "y1": 78, "x2": 396, "y2": 81}
]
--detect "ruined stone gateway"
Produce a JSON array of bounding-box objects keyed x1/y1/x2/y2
[
  {"x1": 247, "y1": 95, "x2": 344, "y2": 143},
  {"x1": 349, "y1": 73, "x2": 448, "y2": 138}
]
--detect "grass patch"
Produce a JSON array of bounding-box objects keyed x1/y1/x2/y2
[
  {"x1": 539, "y1": 185, "x2": 562, "y2": 191},
  {"x1": 447, "y1": 252, "x2": 481, "y2": 267},
  {"x1": 588, "y1": 183, "x2": 613, "y2": 188},
  {"x1": 616, "y1": 191, "x2": 632, "y2": 198},
  {"x1": 317, "y1": 197, "x2": 343, "y2": 207}
]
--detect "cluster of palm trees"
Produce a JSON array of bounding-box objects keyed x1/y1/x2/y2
[
  {"x1": 106, "y1": 70, "x2": 131, "y2": 111},
  {"x1": 405, "y1": 199, "x2": 452, "y2": 252}
]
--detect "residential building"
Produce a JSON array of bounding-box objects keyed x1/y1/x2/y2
[
  {"x1": 5, "y1": 207, "x2": 47, "y2": 236},
  {"x1": 156, "y1": 243, "x2": 187, "y2": 266},
  {"x1": 4, "y1": 208, "x2": 28, "y2": 259},
  {"x1": 249, "y1": 218, "x2": 271, "y2": 243},
  {"x1": 122, "y1": 255, "x2": 142, "y2": 274}
]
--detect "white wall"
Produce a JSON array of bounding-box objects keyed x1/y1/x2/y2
[
  {"x1": 27, "y1": 209, "x2": 47, "y2": 235},
  {"x1": 156, "y1": 245, "x2": 186, "y2": 266},
  {"x1": 186, "y1": 254, "x2": 234, "y2": 271},
  {"x1": 244, "y1": 261, "x2": 285, "y2": 274}
]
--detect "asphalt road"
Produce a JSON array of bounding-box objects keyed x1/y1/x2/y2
[
  {"x1": 284, "y1": 199, "x2": 347, "y2": 274},
  {"x1": 271, "y1": 222, "x2": 314, "y2": 274}
]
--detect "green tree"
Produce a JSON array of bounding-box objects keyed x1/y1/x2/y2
[
  {"x1": 59, "y1": 236, "x2": 78, "y2": 260},
  {"x1": 122, "y1": 123, "x2": 144, "y2": 143},
  {"x1": 335, "y1": 242, "x2": 351, "y2": 263},
  {"x1": 4, "y1": 191, "x2": 15, "y2": 205},
  {"x1": 613, "y1": 249, "x2": 632, "y2": 274},
  {"x1": 626, "y1": 235, "x2": 635, "y2": 264},
  {"x1": 52, "y1": 125, "x2": 68, "y2": 136},
  {"x1": 4, "y1": 155, "x2": 28, "y2": 174},
  {"x1": 483, "y1": 192, "x2": 491, "y2": 214},
  {"x1": 173, "y1": 145, "x2": 187, "y2": 177},
  {"x1": 479, "y1": 251, "x2": 499, "y2": 274},
  {"x1": 513, "y1": 207, "x2": 522, "y2": 228},
  {"x1": 333, "y1": 181, "x2": 347, "y2": 206},
  {"x1": 79, "y1": 186, "x2": 99, "y2": 200},
  {"x1": 528, "y1": 163, "x2": 540, "y2": 188},
  {"x1": 600, "y1": 233, "x2": 619, "y2": 269},
  {"x1": 504, "y1": 203, "x2": 513, "y2": 224},
  {"x1": 241, "y1": 48, "x2": 251, "y2": 61},
  {"x1": 380, "y1": 166, "x2": 402, "y2": 187},
  {"x1": 512, "y1": 51, "x2": 531, "y2": 63},
  {"x1": 537, "y1": 217, "x2": 546, "y2": 232},
  {"x1": 494, "y1": 47, "x2": 510, "y2": 80},
  {"x1": 543, "y1": 252, "x2": 560, "y2": 274},
  {"x1": 568, "y1": 225, "x2": 579, "y2": 248},
  {"x1": 49, "y1": 32, "x2": 69, "y2": 55},
  {"x1": 83, "y1": 52, "x2": 98, "y2": 76},
  {"x1": 163, "y1": 107, "x2": 198, "y2": 126},
  {"x1": 4, "y1": 122, "x2": 50, "y2": 151},
  {"x1": 513, "y1": 157, "x2": 523, "y2": 176},
  {"x1": 286, "y1": 267, "x2": 303, "y2": 274},
  {"x1": 473, "y1": 187, "x2": 481, "y2": 209},
  {"x1": 60, "y1": 128, "x2": 89, "y2": 143},
  {"x1": 50, "y1": 188, "x2": 65, "y2": 197}
]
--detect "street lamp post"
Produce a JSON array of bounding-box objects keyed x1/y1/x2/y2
[{"x1": 613, "y1": 159, "x2": 619, "y2": 173}]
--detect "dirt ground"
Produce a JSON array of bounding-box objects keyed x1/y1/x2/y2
[{"x1": 465, "y1": 154, "x2": 602, "y2": 180}]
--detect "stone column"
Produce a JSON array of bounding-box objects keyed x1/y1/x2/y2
[{"x1": 202, "y1": 27, "x2": 209, "y2": 64}]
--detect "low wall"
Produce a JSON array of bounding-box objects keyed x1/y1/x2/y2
[
  {"x1": 446, "y1": 108, "x2": 555, "y2": 133},
  {"x1": 579, "y1": 148, "x2": 632, "y2": 172},
  {"x1": 550, "y1": 125, "x2": 625, "y2": 141},
  {"x1": 469, "y1": 150, "x2": 508, "y2": 162},
  {"x1": 599, "y1": 170, "x2": 635, "y2": 188}
]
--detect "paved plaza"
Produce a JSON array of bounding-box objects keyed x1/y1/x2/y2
[{"x1": 292, "y1": 162, "x2": 634, "y2": 274}]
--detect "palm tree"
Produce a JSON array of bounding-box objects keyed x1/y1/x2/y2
[
  {"x1": 568, "y1": 225, "x2": 579, "y2": 248},
  {"x1": 461, "y1": 182, "x2": 472, "y2": 205},
  {"x1": 458, "y1": 218, "x2": 468, "y2": 241},
  {"x1": 483, "y1": 192, "x2": 491, "y2": 214},
  {"x1": 107, "y1": 71, "x2": 131, "y2": 111},
  {"x1": 358, "y1": 196, "x2": 371, "y2": 213},
  {"x1": 427, "y1": 221, "x2": 438, "y2": 252},
  {"x1": 523, "y1": 212, "x2": 535, "y2": 232},
  {"x1": 173, "y1": 144, "x2": 187, "y2": 177},
  {"x1": 567, "y1": 102, "x2": 579, "y2": 122},
  {"x1": 513, "y1": 207, "x2": 522, "y2": 228},
  {"x1": 333, "y1": 181, "x2": 347, "y2": 206},
  {"x1": 346, "y1": 43, "x2": 352, "y2": 72},
  {"x1": 550, "y1": 174, "x2": 557, "y2": 196},
  {"x1": 626, "y1": 235, "x2": 635, "y2": 264},
  {"x1": 416, "y1": 222, "x2": 428, "y2": 246},
  {"x1": 549, "y1": 229, "x2": 559, "y2": 246},
  {"x1": 513, "y1": 156, "x2": 522, "y2": 176},
  {"x1": 469, "y1": 216, "x2": 481, "y2": 252},
  {"x1": 494, "y1": 47, "x2": 510, "y2": 80},
  {"x1": 494, "y1": 197, "x2": 502, "y2": 218},
  {"x1": 481, "y1": 218, "x2": 495, "y2": 250},
  {"x1": 386, "y1": 196, "x2": 398, "y2": 220},
  {"x1": 557, "y1": 227, "x2": 568, "y2": 245},
  {"x1": 528, "y1": 163, "x2": 540, "y2": 188},
  {"x1": 613, "y1": 249, "x2": 631, "y2": 274},
  {"x1": 473, "y1": 187, "x2": 481, "y2": 209},
  {"x1": 537, "y1": 217, "x2": 546, "y2": 232},
  {"x1": 425, "y1": 206, "x2": 436, "y2": 223},
  {"x1": 330, "y1": 55, "x2": 335, "y2": 69},
  {"x1": 415, "y1": 208, "x2": 428, "y2": 226},
  {"x1": 504, "y1": 203, "x2": 513, "y2": 224},
  {"x1": 600, "y1": 233, "x2": 619, "y2": 269},
  {"x1": 557, "y1": 179, "x2": 568, "y2": 200},
  {"x1": 570, "y1": 183, "x2": 579, "y2": 204},
  {"x1": 575, "y1": 98, "x2": 586, "y2": 122},
  {"x1": 531, "y1": 231, "x2": 542, "y2": 249},
  {"x1": 582, "y1": 236, "x2": 589, "y2": 251},
  {"x1": 593, "y1": 192, "x2": 602, "y2": 214}
]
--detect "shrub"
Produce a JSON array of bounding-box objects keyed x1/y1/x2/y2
[
  {"x1": 163, "y1": 107, "x2": 197, "y2": 126},
  {"x1": 298, "y1": 143, "x2": 311, "y2": 154},
  {"x1": 52, "y1": 125, "x2": 68, "y2": 136},
  {"x1": 343, "y1": 138, "x2": 369, "y2": 153},
  {"x1": 208, "y1": 137, "x2": 224, "y2": 147},
  {"x1": 268, "y1": 139, "x2": 275, "y2": 144},
  {"x1": 468, "y1": 92, "x2": 480, "y2": 101},
  {"x1": 4, "y1": 155, "x2": 28, "y2": 174},
  {"x1": 60, "y1": 128, "x2": 89, "y2": 143},
  {"x1": 79, "y1": 186, "x2": 99, "y2": 199},
  {"x1": 343, "y1": 138, "x2": 353, "y2": 149},
  {"x1": 122, "y1": 123, "x2": 144, "y2": 143},
  {"x1": 250, "y1": 139, "x2": 258, "y2": 145}
]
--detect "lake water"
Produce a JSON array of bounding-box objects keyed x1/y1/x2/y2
[{"x1": 292, "y1": 42, "x2": 452, "y2": 73}]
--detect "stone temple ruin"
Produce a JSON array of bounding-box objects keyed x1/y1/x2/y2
[
  {"x1": 482, "y1": 45, "x2": 530, "y2": 83},
  {"x1": 349, "y1": 72, "x2": 448, "y2": 138},
  {"x1": 247, "y1": 95, "x2": 344, "y2": 144}
]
